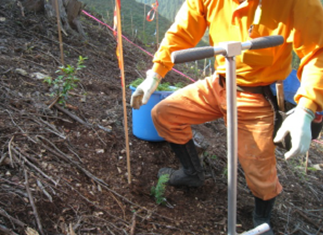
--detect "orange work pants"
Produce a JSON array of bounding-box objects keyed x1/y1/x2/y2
[{"x1": 151, "y1": 74, "x2": 282, "y2": 200}]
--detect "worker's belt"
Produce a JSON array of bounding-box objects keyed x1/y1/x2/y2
[{"x1": 219, "y1": 75, "x2": 264, "y2": 94}]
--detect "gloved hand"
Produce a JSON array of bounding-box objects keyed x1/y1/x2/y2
[
  {"x1": 130, "y1": 69, "x2": 162, "y2": 109},
  {"x1": 274, "y1": 106, "x2": 315, "y2": 160}
]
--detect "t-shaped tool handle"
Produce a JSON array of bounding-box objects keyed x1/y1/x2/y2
[{"x1": 171, "y1": 35, "x2": 284, "y2": 64}]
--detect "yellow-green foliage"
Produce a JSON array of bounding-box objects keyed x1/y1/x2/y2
[{"x1": 150, "y1": 174, "x2": 169, "y2": 205}]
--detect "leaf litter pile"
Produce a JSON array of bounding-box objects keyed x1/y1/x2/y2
[{"x1": 0, "y1": 2, "x2": 323, "y2": 235}]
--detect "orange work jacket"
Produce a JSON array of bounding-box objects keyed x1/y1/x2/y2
[{"x1": 152, "y1": 0, "x2": 323, "y2": 113}]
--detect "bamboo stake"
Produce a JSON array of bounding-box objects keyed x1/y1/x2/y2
[
  {"x1": 55, "y1": 0, "x2": 64, "y2": 65},
  {"x1": 115, "y1": 0, "x2": 131, "y2": 184},
  {"x1": 156, "y1": 6, "x2": 159, "y2": 48},
  {"x1": 305, "y1": 151, "x2": 309, "y2": 174},
  {"x1": 143, "y1": 1, "x2": 146, "y2": 33},
  {"x1": 130, "y1": 9, "x2": 134, "y2": 38}
]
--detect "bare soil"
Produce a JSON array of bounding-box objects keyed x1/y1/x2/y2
[{"x1": 1, "y1": 2, "x2": 323, "y2": 235}]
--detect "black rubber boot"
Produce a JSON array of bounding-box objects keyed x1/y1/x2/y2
[
  {"x1": 157, "y1": 139, "x2": 204, "y2": 187},
  {"x1": 253, "y1": 197, "x2": 276, "y2": 235}
]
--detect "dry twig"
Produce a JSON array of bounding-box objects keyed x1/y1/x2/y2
[
  {"x1": 0, "y1": 224, "x2": 19, "y2": 235},
  {"x1": 0, "y1": 208, "x2": 26, "y2": 228},
  {"x1": 24, "y1": 169, "x2": 44, "y2": 235}
]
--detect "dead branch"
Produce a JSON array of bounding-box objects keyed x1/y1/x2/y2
[
  {"x1": 16, "y1": 1, "x2": 25, "y2": 17},
  {"x1": 4, "y1": 109, "x2": 38, "y2": 145},
  {"x1": 315, "y1": 225, "x2": 323, "y2": 235},
  {"x1": 36, "y1": 179, "x2": 53, "y2": 202},
  {"x1": 61, "y1": 179, "x2": 128, "y2": 226},
  {"x1": 23, "y1": 31, "x2": 82, "y2": 55},
  {"x1": 24, "y1": 169, "x2": 44, "y2": 235},
  {"x1": 8, "y1": 136, "x2": 16, "y2": 168},
  {"x1": 47, "y1": 96, "x2": 60, "y2": 109},
  {"x1": 294, "y1": 209, "x2": 322, "y2": 230},
  {"x1": 36, "y1": 135, "x2": 81, "y2": 164},
  {"x1": 0, "y1": 152, "x2": 9, "y2": 166},
  {"x1": 129, "y1": 212, "x2": 136, "y2": 235},
  {"x1": 35, "y1": 135, "x2": 110, "y2": 189},
  {"x1": 108, "y1": 190, "x2": 126, "y2": 220},
  {"x1": 0, "y1": 224, "x2": 19, "y2": 235},
  {"x1": 98, "y1": 182, "x2": 175, "y2": 223},
  {"x1": 149, "y1": 222, "x2": 195, "y2": 234},
  {"x1": 65, "y1": 144, "x2": 83, "y2": 163},
  {"x1": 0, "y1": 208, "x2": 26, "y2": 228},
  {"x1": 10, "y1": 146, "x2": 58, "y2": 186},
  {"x1": 53, "y1": 103, "x2": 91, "y2": 128},
  {"x1": 72, "y1": 215, "x2": 122, "y2": 235}
]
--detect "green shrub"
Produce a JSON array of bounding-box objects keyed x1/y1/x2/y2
[{"x1": 44, "y1": 56, "x2": 87, "y2": 105}]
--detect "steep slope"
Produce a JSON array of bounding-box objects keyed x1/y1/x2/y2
[{"x1": 0, "y1": 1, "x2": 323, "y2": 235}]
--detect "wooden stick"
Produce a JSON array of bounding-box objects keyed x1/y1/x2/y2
[
  {"x1": 0, "y1": 224, "x2": 18, "y2": 235},
  {"x1": 156, "y1": 6, "x2": 159, "y2": 48},
  {"x1": 276, "y1": 80, "x2": 285, "y2": 112},
  {"x1": 11, "y1": 146, "x2": 58, "y2": 186},
  {"x1": 305, "y1": 151, "x2": 309, "y2": 174},
  {"x1": 48, "y1": 95, "x2": 59, "y2": 109},
  {"x1": 115, "y1": 0, "x2": 131, "y2": 184},
  {"x1": 53, "y1": 104, "x2": 90, "y2": 128},
  {"x1": 24, "y1": 169, "x2": 45, "y2": 235},
  {"x1": 8, "y1": 136, "x2": 15, "y2": 168},
  {"x1": 55, "y1": 0, "x2": 65, "y2": 65},
  {"x1": 0, "y1": 208, "x2": 26, "y2": 228},
  {"x1": 130, "y1": 212, "x2": 137, "y2": 235}
]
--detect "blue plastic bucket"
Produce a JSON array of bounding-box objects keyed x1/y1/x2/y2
[{"x1": 130, "y1": 85, "x2": 175, "y2": 142}]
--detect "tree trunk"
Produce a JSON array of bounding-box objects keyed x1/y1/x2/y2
[{"x1": 22, "y1": 0, "x2": 86, "y2": 38}]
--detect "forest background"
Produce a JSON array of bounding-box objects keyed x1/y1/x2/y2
[{"x1": 80, "y1": 0, "x2": 323, "y2": 72}]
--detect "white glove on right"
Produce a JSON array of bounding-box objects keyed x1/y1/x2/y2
[
  {"x1": 130, "y1": 70, "x2": 162, "y2": 109},
  {"x1": 274, "y1": 105, "x2": 315, "y2": 160}
]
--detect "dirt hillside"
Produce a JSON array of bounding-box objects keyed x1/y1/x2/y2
[{"x1": 0, "y1": 2, "x2": 323, "y2": 235}]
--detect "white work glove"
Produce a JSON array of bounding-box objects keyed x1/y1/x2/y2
[
  {"x1": 130, "y1": 69, "x2": 162, "y2": 109},
  {"x1": 274, "y1": 106, "x2": 315, "y2": 160}
]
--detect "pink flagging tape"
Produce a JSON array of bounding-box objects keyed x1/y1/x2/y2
[
  {"x1": 313, "y1": 139, "x2": 323, "y2": 145},
  {"x1": 81, "y1": 10, "x2": 196, "y2": 83}
]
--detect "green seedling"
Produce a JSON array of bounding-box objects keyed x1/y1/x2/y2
[
  {"x1": 150, "y1": 174, "x2": 170, "y2": 205},
  {"x1": 211, "y1": 154, "x2": 217, "y2": 160},
  {"x1": 44, "y1": 56, "x2": 87, "y2": 105}
]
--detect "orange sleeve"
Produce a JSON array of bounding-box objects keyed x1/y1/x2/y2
[
  {"x1": 152, "y1": 0, "x2": 208, "y2": 77},
  {"x1": 293, "y1": 0, "x2": 323, "y2": 112}
]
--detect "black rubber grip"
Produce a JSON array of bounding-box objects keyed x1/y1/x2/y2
[
  {"x1": 249, "y1": 35, "x2": 284, "y2": 50},
  {"x1": 171, "y1": 46, "x2": 216, "y2": 64},
  {"x1": 171, "y1": 36, "x2": 284, "y2": 64}
]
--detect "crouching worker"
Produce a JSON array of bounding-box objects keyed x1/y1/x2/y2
[{"x1": 130, "y1": 0, "x2": 323, "y2": 234}]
